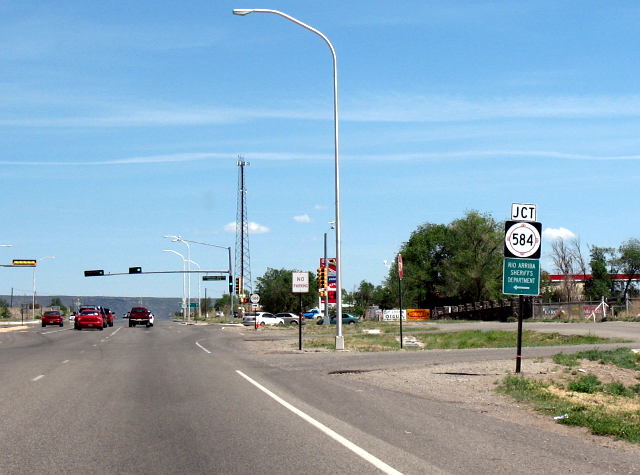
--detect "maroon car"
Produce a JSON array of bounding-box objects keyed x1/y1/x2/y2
[
  {"x1": 75, "y1": 310, "x2": 104, "y2": 331},
  {"x1": 42, "y1": 310, "x2": 63, "y2": 327},
  {"x1": 129, "y1": 307, "x2": 152, "y2": 328}
]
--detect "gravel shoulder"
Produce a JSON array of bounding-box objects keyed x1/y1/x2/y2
[{"x1": 237, "y1": 324, "x2": 640, "y2": 454}]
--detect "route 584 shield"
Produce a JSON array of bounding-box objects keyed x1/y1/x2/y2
[{"x1": 504, "y1": 220, "x2": 542, "y2": 259}]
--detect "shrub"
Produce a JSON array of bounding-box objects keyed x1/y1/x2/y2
[{"x1": 568, "y1": 374, "x2": 602, "y2": 394}]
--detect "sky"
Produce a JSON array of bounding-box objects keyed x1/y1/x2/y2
[{"x1": 1, "y1": 1, "x2": 639, "y2": 300}]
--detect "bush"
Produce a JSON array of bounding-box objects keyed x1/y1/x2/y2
[{"x1": 568, "y1": 374, "x2": 602, "y2": 393}]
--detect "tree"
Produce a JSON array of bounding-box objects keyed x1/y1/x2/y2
[
  {"x1": 618, "y1": 238, "x2": 640, "y2": 297},
  {"x1": 255, "y1": 268, "x2": 318, "y2": 313},
  {"x1": 583, "y1": 246, "x2": 613, "y2": 300},
  {"x1": 0, "y1": 298, "x2": 9, "y2": 319},
  {"x1": 549, "y1": 237, "x2": 584, "y2": 301},
  {"x1": 442, "y1": 211, "x2": 503, "y2": 302},
  {"x1": 385, "y1": 222, "x2": 451, "y2": 309},
  {"x1": 49, "y1": 297, "x2": 68, "y2": 314}
]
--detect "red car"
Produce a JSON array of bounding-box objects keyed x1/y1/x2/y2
[
  {"x1": 42, "y1": 310, "x2": 63, "y2": 327},
  {"x1": 75, "y1": 310, "x2": 104, "y2": 330},
  {"x1": 129, "y1": 307, "x2": 153, "y2": 328}
]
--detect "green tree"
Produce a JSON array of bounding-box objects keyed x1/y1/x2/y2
[
  {"x1": 0, "y1": 298, "x2": 9, "y2": 319},
  {"x1": 385, "y1": 222, "x2": 451, "y2": 309},
  {"x1": 442, "y1": 211, "x2": 503, "y2": 302},
  {"x1": 49, "y1": 297, "x2": 68, "y2": 314},
  {"x1": 618, "y1": 239, "x2": 640, "y2": 297},
  {"x1": 583, "y1": 247, "x2": 613, "y2": 300},
  {"x1": 255, "y1": 268, "x2": 318, "y2": 313}
]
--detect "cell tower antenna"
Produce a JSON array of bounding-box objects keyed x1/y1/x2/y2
[{"x1": 235, "y1": 157, "x2": 252, "y2": 299}]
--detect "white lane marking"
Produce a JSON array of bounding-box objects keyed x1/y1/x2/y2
[
  {"x1": 236, "y1": 370, "x2": 403, "y2": 475},
  {"x1": 40, "y1": 328, "x2": 69, "y2": 335},
  {"x1": 196, "y1": 341, "x2": 212, "y2": 354},
  {"x1": 32, "y1": 375, "x2": 45, "y2": 382},
  {"x1": 109, "y1": 327, "x2": 122, "y2": 337},
  {"x1": 62, "y1": 360, "x2": 69, "y2": 364}
]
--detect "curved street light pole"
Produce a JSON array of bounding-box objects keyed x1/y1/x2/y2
[
  {"x1": 164, "y1": 235, "x2": 192, "y2": 322},
  {"x1": 187, "y1": 259, "x2": 202, "y2": 319},
  {"x1": 232, "y1": 9, "x2": 344, "y2": 349},
  {"x1": 163, "y1": 238, "x2": 234, "y2": 319},
  {"x1": 163, "y1": 249, "x2": 187, "y2": 321}
]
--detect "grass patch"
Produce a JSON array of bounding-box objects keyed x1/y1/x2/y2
[
  {"x1": 498, "y1": 375, "x2": 640, "y2": 443},
  {"x1": 415, "y1": 329, "x2": 617, "y2": 350},
  {"x1": 302, "y1": 328, "x2": 620, "y2": 352},
  {"x1": 568, "y1": 374, "x2": 602, "y2": 393},
  {"x1": 553, "y1": 348, "x2": 640, "y2": 371}
]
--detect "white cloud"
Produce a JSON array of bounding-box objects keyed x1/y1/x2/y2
[
  {"x1": 293, "y1": 214, "x2": 311, "y2": 223},
  {"x1": 314, "y1": 204, "x2": 327, "y2": 210},
  {"x1": 224, "y1": 221, "x2": 270, "y2": 234},
  {"x1": 542, "y1": 227, "x2": 577, "y2": 241}
]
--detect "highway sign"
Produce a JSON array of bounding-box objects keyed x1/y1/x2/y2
[
  {"x1": 503, "y1": 258, "x2": 540, "y2": 296},
  {"x1": 203, "y1": 275, "x2": 226, "y2": 281},
  {"x1": 504, "y1": 220, "x2": 542, "y2": 259},
  {"x1": 292, "y1": 272, "x2": 309, "y2": 293},
  {"x1": 249, "y1": 293, "x2": 260, "y2": 304},
  {"x1": 511, "y1": 203, "x2": 537, "y2": 222},
  {"x1": 190, "y1": 302, "x2": 199, "y2": 308}
]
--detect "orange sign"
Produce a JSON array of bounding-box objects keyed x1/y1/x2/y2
[{"x1": 406, "y1": 308, "x2": 430, "y2": 321}]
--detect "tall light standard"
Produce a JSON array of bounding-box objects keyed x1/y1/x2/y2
[
  {"x1": 232, "y1": 9, "x2": 345, "y2": 349},
  {"x1": 162, "y1": 238, "x2": 234, "y2": 320},
  {"x1": 163, "y1": 249, "x2": 187, "y2": 321},
  {"x1": 164, "y1": 235, "x2": 192, "y2": 322},
  {"x1": 187, "y1": 259, "x2": 202, "y2": 319},
  {"x1": 33, "y1": 256, "x2": 54, "y2": 320}
]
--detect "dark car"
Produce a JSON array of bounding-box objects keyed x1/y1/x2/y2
[
  {"x1": 42, "y1": 310, "x2": 63, "y2": 327},
  {"x1": 75, "y1": 310, "x2": 104, "y2": 330},
  {"x1": 129, "y1": 307, "x2": 153, "y2": 328},
  {"x1": 316, "y1": 313, "x2": 359, "y2": 325}
]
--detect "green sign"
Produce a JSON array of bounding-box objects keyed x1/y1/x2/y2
[
  {"x1": 502, "y1": 258, "x2": 540, "y2": 296},
  {"x1": 190, "y1": 302, "x2": 199, "y2": 308},
  {"x1": 202, "y1": 275, "x2": 226, "y2": 281}
]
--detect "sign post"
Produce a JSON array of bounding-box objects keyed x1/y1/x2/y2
[
  {"x1": 503, "y1": 203, "x2": 541, "y2": 374},
  {"x1": 292, "y1": 272, "x2": 309, "y2": 350},
  {"x1": 397, "y1": 253, "x2": 404, "y2": 349}
]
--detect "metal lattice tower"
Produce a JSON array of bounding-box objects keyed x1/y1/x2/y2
[{"x1": 235, "y1": 158, "x2": 252, "y2": 297}]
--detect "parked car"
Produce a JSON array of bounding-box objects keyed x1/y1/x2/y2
[
  {"x1": 69, "y1": 313, "x2": 76, "y2": 322},
  {"x1": 316, "y1": 313, "x2": 359, "y2": 325},
  {"x1": 123, "y1": 312, "x2": 130, "y2": 319},
  {"x1": 303, "y1": 308, "x2": 324, "y2": 320},
  {"x1": 274, "y1": 312, "x2": 305, "y2": 325},
  {"x1": 42, "y1": 310, "x2": 63, "y2": 327},
  {"x1": 75, "y1": 310, "x2": 104, "y2": 330},
  {"x1": 242, "y1": 312, "x2": 284, "y2": 326},
  {"x1": 129, "y1": 307, "x2": 153, "y2": 328}
]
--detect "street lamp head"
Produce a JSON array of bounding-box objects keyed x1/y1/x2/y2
[{"x1": 232, "y1": 9, "x2": 253, "y2": 16}]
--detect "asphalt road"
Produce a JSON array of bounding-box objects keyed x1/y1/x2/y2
[{"x1": 1, "y1": 318, "x2": 639, "y2": 474}]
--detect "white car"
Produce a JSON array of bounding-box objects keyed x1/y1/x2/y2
[{"x1": 242, "y1": 312, "x2": 284, "y2": 326}]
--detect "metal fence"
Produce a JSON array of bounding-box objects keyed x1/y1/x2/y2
[{"x1": 533, "y1": 298, "x2": 640, "y2": 320}]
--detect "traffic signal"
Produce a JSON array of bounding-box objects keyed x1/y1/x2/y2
[
  {"x1": 13, "y1": 259, "x2": 36, "y2": 266},
  {"x1": 317, "y1": 267, "x2": 327, "y2": 289},
  {"x1": 235, "y1": 276, "x2": 244, "y2": 293},
  {"x1": 129, "y1": 266, "x2": 142, "y2": 274},
  {"x1": 228, "y1": 275, "x2": 233, "y2": 294},
  {"x1": 84, "y1": 269, "x2": 105, "y2": 277}
]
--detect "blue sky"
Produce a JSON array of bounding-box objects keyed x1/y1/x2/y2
[{"x1": 1, "y1": 1, "x2": 639, "y2": 300}]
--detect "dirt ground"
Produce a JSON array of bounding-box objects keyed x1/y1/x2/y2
[{"x1": 242, "y1": 331, "x2": 640, "y2": 454}]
